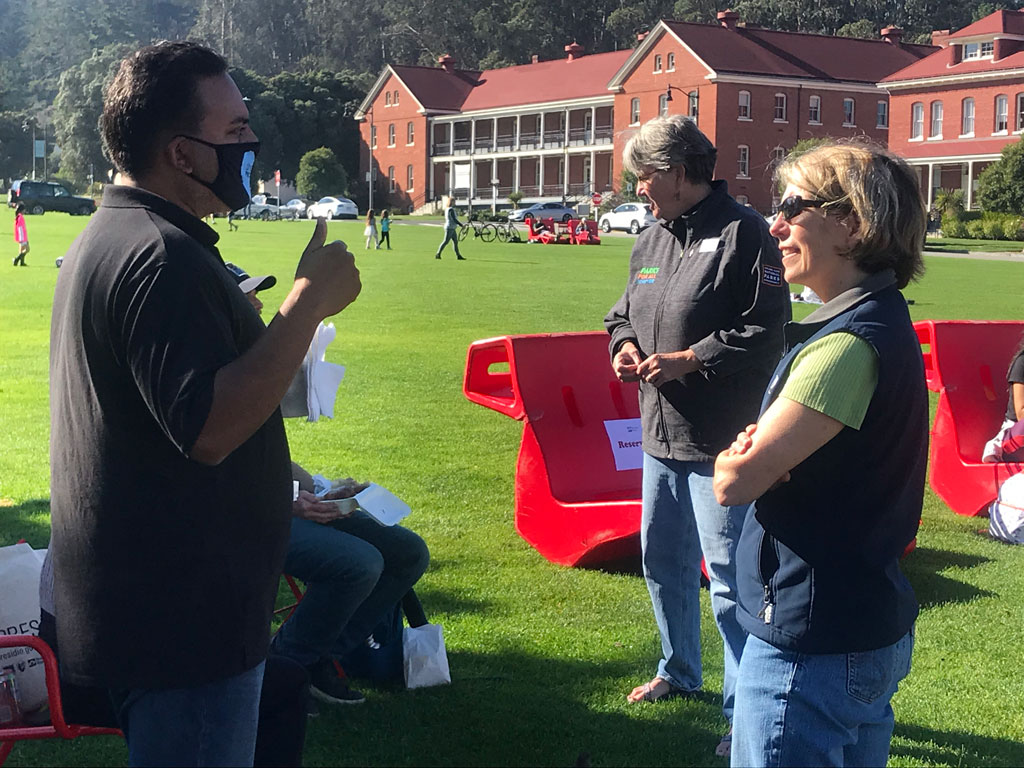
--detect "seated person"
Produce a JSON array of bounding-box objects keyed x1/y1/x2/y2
[
  {"x1": 575, "y1": 217, "x2": 588, "y2": 234},
  {"x1": 227, "y1": 262, "x2": 430, "y2": 705},
  {"x1": 983, "y1": 338, "x2": 1024, "y2": 462}
]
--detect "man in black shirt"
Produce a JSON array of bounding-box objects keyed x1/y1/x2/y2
[{"x1": 49, "y1": 42, "x2": 361, "y2": 766}]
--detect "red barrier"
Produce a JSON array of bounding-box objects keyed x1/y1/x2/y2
[
  {"x1": 463, "y1": 332, "x2": 642, "y2": 566},
  {"x1": 915, "y1": 320, "x2": 1024, "y2": 516}
]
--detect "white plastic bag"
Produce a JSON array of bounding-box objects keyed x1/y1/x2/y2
[
  {"x1": 403, "y1": 623, "x2": 451, "y2": 689},
  {"x1": 0, "y1": 542, "x2": 48, "y2": 715},
  {"x1": 990, "y1": 473, "x2": 1024, "y2": 544}
]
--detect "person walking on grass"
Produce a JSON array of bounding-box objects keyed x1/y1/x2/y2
[
  {"x1": 377, "y1": 209, "x2": 391, "y2": 250},
  {"x1": 13, "y1": 203, "x2": 28, "y2": 266},
  {"x1": 435, "y1": 196, "x2": 465, "y2": 260},
  {"x1": 365, "y1": 209, "x2": 379, "y2": 250}
]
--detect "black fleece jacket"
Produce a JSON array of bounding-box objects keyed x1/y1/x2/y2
[{"x1": 604, "y1": 181, "x2": 791, "y2": 461}]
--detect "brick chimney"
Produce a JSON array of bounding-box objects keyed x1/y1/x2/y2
[
  {"x1": 994, "y1": 38, "x2": 1018, "y2": 61},
  {"x1": 531, "y1": 54, "x2": 539, "y2": 63},
  {"x1": 948, "y1": 43, "x2": 962, "y2": 65},
  {"x1": 931, "y1": 29, "x2": 951, "y2": 47},
  {"x1": 880, "y1": 26, "x2": 903, "y2": 45},
  {"x1": 438, "y1": 54, "x2": 455, "y2": 73},
  {"x1": 565, "y1": 42, "x2": 584, "y2": 61},
  {"x1": 718, "y1": 10, "x2": 740, "y2": 30},
  {"x1": 637, "y1": 31, "x2": 648, "y2": 42}
]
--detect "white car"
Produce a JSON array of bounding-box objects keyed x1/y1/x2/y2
[
  {"x1": 283, "y1": 198, "x2": 308, "y2": 217},
  {"x1": 306, "y1": 196, "x2": 358, "y2": 220},
  {"x1": 599, "y1": 202, "x2": 657, "y2": 234}
]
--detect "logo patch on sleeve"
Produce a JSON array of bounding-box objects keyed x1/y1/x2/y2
[{"x1": 762, "y1": 264, "x2": 783, "y2": 287}]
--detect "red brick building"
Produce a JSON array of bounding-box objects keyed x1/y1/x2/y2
[
  {"x1": 357, "y1": 13, "x2": 934, "y2": 214},
  {"x1": 882, "y1": 9, "x2": 1024, "y2": 210}
]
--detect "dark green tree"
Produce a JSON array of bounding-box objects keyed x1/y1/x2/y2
[
  {"x1": 296, "y1": 147, "x2": 348, "y2": 199},
  {"x1": 977, "y1": 139, "x2": 1024, "y2": 214}
]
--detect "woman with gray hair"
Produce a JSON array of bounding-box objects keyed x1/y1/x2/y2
[
  {"x1": 604, "y1": 115, "x2": 789, "y2": 755},
  {"x1": 714, "y1": 141, "x2": 927, "y2": 766}
]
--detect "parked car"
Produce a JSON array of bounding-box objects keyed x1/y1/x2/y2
[
  {"x1": 306, "y1": 196, "x2": 359, "y2": 220},
  {"x1": 599, "y1": 202, "x2": 657, "y2": 234},
  {"x1": 507, "y1": 202, "x2": 577, "y2": 223},
  {"x1": 7, "y1": 179, "x2": 95, "y2": 216},
  {"x1": 235, "y1": 195, "x2": 299, "y2": 220},
  {"x1": 282, "y1": 198, "x2": 309, "y2": 217}
]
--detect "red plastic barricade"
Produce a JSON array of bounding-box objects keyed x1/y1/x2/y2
[
  {"x1": 463, "y1": 332, "x2": 642, "y2": 566},
  {"x1": 915, "y1": 320, "x2": 1024, "y2": 517}
]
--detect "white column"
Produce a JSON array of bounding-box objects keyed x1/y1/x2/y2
[
  {"x1": 429, "y1": 159, "x2": 435, "y2": 201},
  {"x1": 590, "y1": 149, "x2": 596, "y2": 193},
  {"x1": 539, "y1": 113, "x2": 545, "y2": 147},
  {"x1": 562, "y1": 155, "x2": 568, "y2": 199},
  {"x1": 590, "y1": 106, "x2": 596, "y2": 143},
  {"x1": 449, "y1": 123, "x2": 454, "y2": 155},
  {"x1": 515, "y1": 156, "x2": 521, "y2": 192},
  {"x1": 448, "y1": 160, "x2": 454, "y2": 196},
  {"x1": 516, "y1": 115, "x2": 521, "y2": 150},
  {"x1": 470, "y1": 120, "x2": 476, "y2": 155},
  {"x1": 469, "y1": 160, "x2": 476, "y2": 206},
  {"x1": 927, "y1": 163, "x2": 935, "y2": 210},
  {"x1": 539, "y1": 155, "x2": 545, "y2": 196},
  {"x1": 493, "y1": 117, "x2": 498, "y2": 152},
  {"x1": 564, "y1": 108, "x2": 570, "y2": 146},
  {"x1": 967, "y1": 160, "x2": 975, "y2": 210}
]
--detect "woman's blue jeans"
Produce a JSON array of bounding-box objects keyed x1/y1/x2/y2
[
  {"x1": 731, "y1": 630, "x2": 914, "y2": 767},
  {"x1": 640, "y1": 453, "x2": 748, "y2": 723}
]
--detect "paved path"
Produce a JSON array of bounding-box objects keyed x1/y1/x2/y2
[{"x1": 924, "y1": 249, "x2": 1024, "y2": 262}]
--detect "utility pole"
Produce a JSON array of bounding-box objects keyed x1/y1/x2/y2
[{"x1": 368, "y1": 106, "x2": 374, "y2": 213}]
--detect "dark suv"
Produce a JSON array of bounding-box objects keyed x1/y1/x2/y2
[{"x1": 8, "y1": 180, "x2": 96, "y2": 216}]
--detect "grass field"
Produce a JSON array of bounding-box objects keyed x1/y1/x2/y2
[
  {"x1": 1, "y1": 207, "x2": 1023, "y2": 767},
  {"x1": 926, "y1": 236, "x2": 1024, "y2": 254}
]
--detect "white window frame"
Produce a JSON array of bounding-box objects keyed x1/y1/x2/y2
[
  {"x1": 981, "y1": 41, "x2": 994, "y2": 58},
  {"x1": 876, "y1": 100, "x2": 888, "y2": 129},
  {"x1": 964, "y1": 42, "x2": 980, "y2": 59},
  {"x1": 737, "y1": 145, "x2": 750, "y2": 178},
  {"x1": 371, "y1": 125, "x2": 378, "y2": 148},
  {"x1": 808, "y1": 95, "x2": 821, "y2": 124},
  {"x1": 688, "y1": 90, "x2": 699, "y2": 122},
  {"x1": 995, "y1": 94, "x2": 1009, "y2": 133},
  {"x1": 653, "y1": 54, "x2": 662, "y2": 73},
  {"x1": 630, "y1": 98, "x2": 640, "y2": 125},
  {"x1": 929, "y1": 101, "x2": 943, "y2": 139},
  {"x1": 774, "y1": 93, "x2": 787, "y2": 122},
  {"x1": 667, "y1": 53, "x2": 675, "y2": 72},
  {"x1": 910, "y1": 102, "x2": 924, "y2": 140},
  {"x1": 1016, "y1": 93, "x2": 1024, "y2": 132},
  {"x1": 385, "y1": 91, "x2": 392, "y2": 106},
  {"x1": 407, "y1": 164, "x2": 414, "y2": 192},
  {"x1": 843, "y1": 98, "x2": 856, "y2": 127},
  {"x1": 388, "y1": 123, "x2": 396, "y2": 147},
  {"x1": 407, "y1": 121, "x2": 414, "y2": 145},
  {"x1": 394, "y1": 90, "x2": 400, "y2": 105},
  {"x1": 961, "y1": 97, "x2": 975, "y2": 136},
  {"x1": 738, "y1": 90, "x2": 751, "y2": 120},
  {"x1": 388, "y1": 165, "x2": 396, "y2": 192},
  {"x1": 659, "y1": 93, "x2": 669, "y2": 117}
]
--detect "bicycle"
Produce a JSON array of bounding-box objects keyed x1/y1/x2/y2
[
  {"x1": 492, "y1": 219, "x2": 521, "y2": 243},
  {"x1": 458, "y1": 220, "x2": 497, "y2": 243}
]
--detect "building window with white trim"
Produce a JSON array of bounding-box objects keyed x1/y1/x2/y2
[
  {"x1": 667, "y1": 53, "x2": 675, "y2": 71},
  {"x1": 843, "y1": 98, "x2": 855, "y2": 126},
  {"x1": 876, "y1": 101, "x2": 888, "y2": 128},
  {"x1": 737, "y1": 145, "x2": 749, "y2": 178},
  {"x1": 962, "y1": 97, "x2": 975, "y2": 135},
  {"x1": 964, "y1": 42, "x2": 980, "y2": 59},
  {"x1": 808, "y1": 95, "x2": 821, "y2": 123},
  {"x1": 654, "y1": 54, "x2": 662, "y2": 73},
  {"x1": 407, "y1": 121, "x2": 414, "y2": 145},
  {"x1": 388, "y1": 165, "x2": 396, "y2": 192},
  {"x1": 771, "y1": 146, "x2": 786, "y2": 165},
  {"x1": 774, "y1": 93, "x2": 787, "y2": 121},
  {"x1": 385, "y1": 91, "x2": 391, "y2": 106},
  {"x1": 981, "y1": 41, "x2": 994, "y2": 57},
  {"x1": 688, "y1": 91, "x2": 699, "y2": 122},
  {"x1": 735, "y1": 194, "x2": 748, "y2": 205},
  {"x1": 630, "y1": 98, "x2": 640, "y2": 125},
  {"x1": 911, "y1": 102, "x2": 924, "y2": 139},
  {"x1": 1016, "y1": 93, "x2": 1024, "y2": 131},
  {"x1": 407, "y1": 164, "x2": 414, "y2": 191},
  {"x1": 388, "y1": 123, "x2": 395, "y2": 146},
  {"x1": 659, "y1": 93, "x2": 669, "y2": 117},
  {"x1": 738, "y1": 90, "x2": 751, "y2": 119},
  {"x1": 371, "y1": 125, "x2": 377, "y2": 148},
  {"x1": 394, "y1": 90, "x2": 400, "y2": 105},
  {"x1": 929, "y1": 101, "x2": 943, "y2": 138},
  {"x1": 996, "y1": 94, "x2": 1009, "y2": 132}
]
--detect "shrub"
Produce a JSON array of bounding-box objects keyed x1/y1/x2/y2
[
  {"x1": 966, "y1": 220, "x2": 987, "y2": 239},
  {"x1": 941, "y1": 216, "x2": 969, "y2": 238}
]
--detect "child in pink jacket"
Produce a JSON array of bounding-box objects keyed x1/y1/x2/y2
[{"x1": 13, "y1": 203, "x2": 28, "y2": 266}]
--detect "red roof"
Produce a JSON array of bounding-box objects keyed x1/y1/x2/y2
[
  {"x1": 662, "y1": 20, "x2": 934, "y2": 83},
  {"x1": 881, "y1": 48, "x2": 1024, "y2": 83},
  {"x1": 948, "y1": 9, "x2": 1024, "y2": 40},
  {"x1": 391, "y1": 64, "x2": 481, "y2": 112},
  {"x1": 460, "y1": 50, "x2": 631, "y2": 111}
]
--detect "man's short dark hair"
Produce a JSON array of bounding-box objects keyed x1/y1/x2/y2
[{"x1": 100, "y1": 41, "x2": 228, "y2": 179}]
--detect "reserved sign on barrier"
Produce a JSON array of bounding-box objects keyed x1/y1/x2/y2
[{"x1": 603, "y1": 418, "x2": 644, "y2": 471}]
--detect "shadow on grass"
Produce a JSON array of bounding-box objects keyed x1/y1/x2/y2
[
  {"x1": 308, "y1": 648, "x2": 728, "y2": 767},
  {"x1": 0, "y1": 498, "x2": 52, "y2": 548},
  {"x1": 415, "y1": 584, "x2": 494, "y2": 618},
  {"x1": 902, "y1": 546, "x2": 995, "y2": 608},
  {"x1": 892, "y1": 721, "x2": 1024, "y2": 767}
]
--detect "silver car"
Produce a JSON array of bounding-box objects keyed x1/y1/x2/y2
[
  {"x1": 306, "y1": 196, "x2": 359, "y2": 220},
  {"x1": 599, "y1": 203, "x2": 657, "y2": 234},
  {"x1": 507, "y1": 202, "x2": 577, "y2": 223}
]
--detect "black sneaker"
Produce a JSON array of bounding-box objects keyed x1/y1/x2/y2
[{"x1": 308, "y1": 658, "x2": 365, "y2": 705}]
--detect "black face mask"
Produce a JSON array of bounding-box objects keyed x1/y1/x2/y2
[{"x1": 177, "y1": 135, "x2": 260, "y2": 212}]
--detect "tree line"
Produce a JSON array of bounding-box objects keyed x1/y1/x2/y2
[{"x1": 0, "y1": 0, "x2": 1018, "y2": 190}]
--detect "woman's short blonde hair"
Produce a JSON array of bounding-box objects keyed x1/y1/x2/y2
[{"x1": 775, "y1": 141, "x2": 926, "y2": 288}]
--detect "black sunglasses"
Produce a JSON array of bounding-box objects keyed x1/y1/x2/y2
[{"x1": 777, "y1": 195, "x2": 827, "y2": 222}]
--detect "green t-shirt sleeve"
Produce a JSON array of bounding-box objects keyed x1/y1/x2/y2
[{"x1": 779, "y1": 331, "x2": 879, "y2": 429}]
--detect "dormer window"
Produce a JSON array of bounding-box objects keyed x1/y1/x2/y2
[
  {"x1": 981, "y1": 41, "x2": 994, "y2": 57},
  {"x1": 964, "y1": 41, "x2": 994, "y2": 60}
]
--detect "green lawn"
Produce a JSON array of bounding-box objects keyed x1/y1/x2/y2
[
  {"x1": 926, "y1": 236, "x2": 1024, "y2": 253},
  {"x1": 1, "y1": 208, "x2": 1023, "y2": 767}
]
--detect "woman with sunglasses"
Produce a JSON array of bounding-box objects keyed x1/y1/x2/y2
[
  {"x1": 714, "y1": 142, "x2": 928, "y2": 767},
  {"x1": 605, "y1": 116, "x2": 789, "y2": 755}
]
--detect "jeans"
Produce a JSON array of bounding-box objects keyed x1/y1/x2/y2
[
  {"x1": 731, "y1": 630, "x2": 914, "y2": 767},
  {"x1": 435, "y1": 228, "x2": 462, "y2": 258},
  {"x1": 111, "y1": 661, "x2": 265, "y2": 767},
  {"x1": 640, "y1": 454, "x2": 748, "y2": 722},
  {"x1": 271, "y1": 512, "x2": 430, "y2": 667}
]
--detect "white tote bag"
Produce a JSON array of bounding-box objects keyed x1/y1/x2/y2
[
  {"x1": 990, "y1": 472, "x2": 1024, "y2": 544},
  {"x1": 0, "y1": 542, "x2": 49, "y2": 715},
  {"x1": 403, "y1": 624, "x2": 451, "y2": 689}
]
